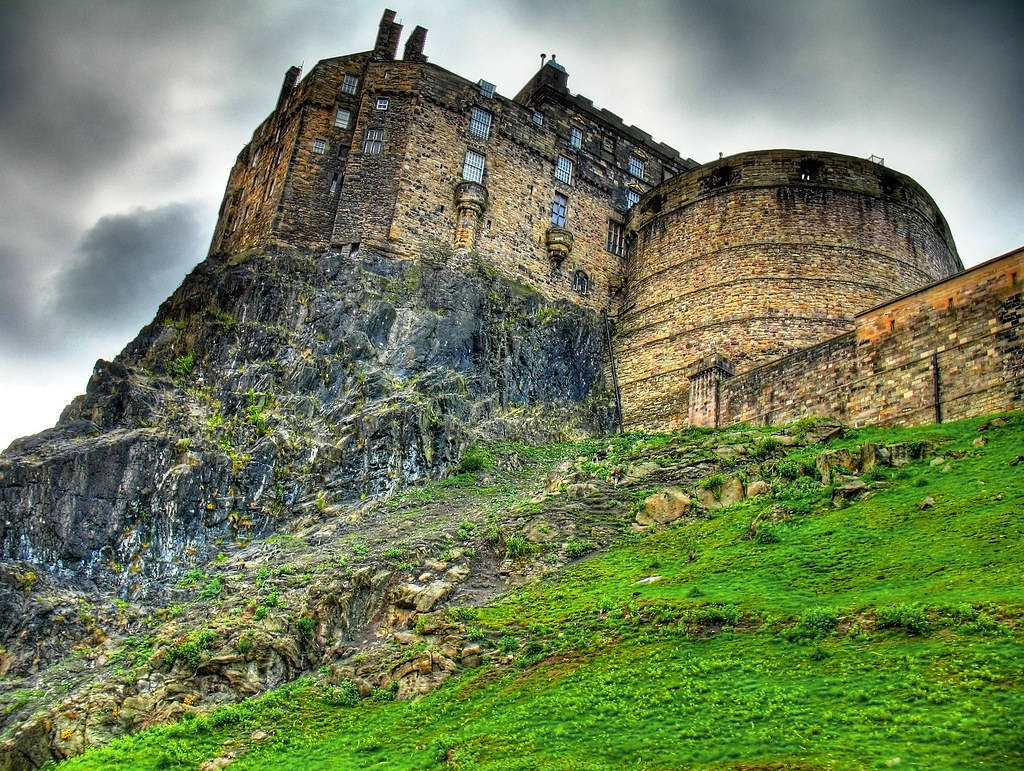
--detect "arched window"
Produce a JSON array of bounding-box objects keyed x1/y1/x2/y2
[{"x1": 571, "y1": 269, "x2": 590, "y2": 297}]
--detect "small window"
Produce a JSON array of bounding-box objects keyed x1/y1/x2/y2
[
  {"x1": 625, "y1": 189, "x2": 640, "y2": 210},
  {"x1": 478, "y1": 79, "x2": 496, "y2": 98},
  {"x1": 607, "y1": 221, "x2": 625, "y2": 256},
  {"x1": 312, "y1": 138, "x2": 327, "y2": 154},
  {"x1": 551, "y1": 192, "x2": 568, "y2": 227},
  {"x1": 469, "y1": 107, "x2": 492, "y2": 139},
  {"x1": 629, "y1": 156, "x2": 645, "y2": 179},
  {"x1": 329, "y1": 173, "x2": 340, "y2": 194},
  {"x1": 342, "y1": 74, "x2": 358, "y2": 95},
  {"x1": 462, "y1": 150, "x2": 485, "y2": 183},
  {"x1": 571, "y1": 270, "x2": 590, "y2": 297},
  {"x1": 335, "y1": 108, "x2": 351, "y2": 129},
  {"x1": 569, "y1": 126, "x2": 583, "y2": 149},
  {"x1": 376, "y1": 97, "x2": 389, "y2": 110},
  {"x1": 532, "y1": 111, "x2": 543, "y2": 126},
  {"x1": 555, "y1": 155, "x2": 573, "y2": 185},
  {"x1": 363, "y1": 128, "x2": 385, "y2": 154}
]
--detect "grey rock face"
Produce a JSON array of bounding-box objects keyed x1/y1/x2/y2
[{"x1": 0, "y1": 246, "x2": 612, "y2": 596}]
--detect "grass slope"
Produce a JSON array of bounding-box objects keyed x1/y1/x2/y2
[{"x1": 60, "y1": 413, "x2": 1024, "y2": 770}]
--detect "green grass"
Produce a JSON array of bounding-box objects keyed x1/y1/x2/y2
[{"x1": 59, "y1": 412, "x2": 1024, "y2": 770}]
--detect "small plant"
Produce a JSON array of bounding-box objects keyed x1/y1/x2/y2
[
  {"x1": 315, "y1": 491, "x2": 328, "y2": 511},
  {"x1": 176, "y1": 568, "x2": 205, "y2": 588},
  {"x1": 877, "y1": 603, "x2": 930, "y2": 635},
  {"x1": 352, "y1": 542, "x2": 369, "y2": 557},
  {"x1": 371, "y1": 682, "x2": 399, "y2": 702},
  {"x1": 699, "y1": 473, "x2": 726, "y2": 493},
  {"x1": 296, "y1": 616, "x2": 316, "y2": 639},
  {"x1": 255, "y1": 566, "x2": 271, "y2": 585},
  {"x1": 235, "y1": 631, "x2": 255, "y2": 656},
  {"x1": 199, "y1": 576, "x2": 224, "y2": 600},
  {"x1": 457, "y1": 520, "x2": 476, "y2": 540},
  {"x1": 754, "y1": 524, "x2": 780, "y2": 544},
  {"x1": 170, "y1": 351, "x2": 196, "y2": 379},
  {"x1": 166, "y1": 629, "x2": 217, "y2": 671},
  {"x1": 749, "y1": 437, "x2": 782, "y2": 460},
  {"x1": 566, "y1": 538, "x2": 595, "y2": 559},
  {"x1": 383, "y1": 546, "x2": 407, "y2": 560},
  {"x1": 498, "y1": 635, "x2": 520, "y2": 655},
  {"x1": 787, "y1": 607, "x2": 838, "y2": 642},
  {"x1": 458, "y1": 445, "x2": 495, "y2": 473},
  {"x1": 322, "y1": 680, "x2": 360, "y2": 707},
  {"x1": 504, "y1": 535, "x2": 529, "y2": 559}
]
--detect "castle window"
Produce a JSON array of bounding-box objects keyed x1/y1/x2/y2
[
  {"x1": 551, "y1": 192, "x2": 568, "y2": 227},
  {"x1": 478, "y1": 79, "x2": 496, "y2": 99},
  {"x1": 342, "y1": 74, "x2": 358, "y2": 95},
  {"x1": 555, "y1": 155, "x2": 573, "y2": 185},
  {"x1": 532, "y1": 110, "x2": 544, "y2": 126},
  {"x1": 629, "y1": 156, "x2": 645, "y2": 179},
  {"x1": 570, "y1": 126, "x2": 583, "y2": 149},
  {"x1": 607, "y1": 220, "x2": 625, "y2": 256},
  {"x1": 462, "y1": 150, "x2": 485, "y2": 183},
  {"x1": 571, "y1": 270, "x2": 590, "y2": 297},
  {"x1": 376, "y1": 97, "x2": 389, "y2": 110},
  {"x1": 312, "y1": 138, "x2": 327, "y2": 154},
  {"x1": 335, "y1": 108, "x2": 351, "y2": 129},
  {"x1": 469, "y1": 107, "x2": 492, "y2": 139},
  {"x1": 363, "y1": 128, "x2": 386, "y2": 154},
  {"x1": 625, "y1": 189, "x2": 640, "y2": 210},
  {"x1": 329, "y1": 173, "x2": 340, "y2": 194}
]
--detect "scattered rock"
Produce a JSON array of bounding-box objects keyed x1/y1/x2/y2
[
  {"x1": 919, "y1": 496, "x2": 935, "y2": 510},
  {"x1": 200, "y1": 757, "x2": 234, "y2": 771},
  {"x1": 816, "y1": 449, "x2": 857, "y2": 486},
  {"x1": 635, "y1": 575, "x2": 663, "y2": 585},
  {"x1": 802, "y1": 420, "x2": 844, "y2": 444},
  {"x1": 929, "y1": 456, "x2": 946, "y2": 467},
  {"x1": 414, "y1": 581, "x2": 453, "y2": 613},
  {"x1": 251, "y1": 731, "x2": 268, "y2": 742},
  {"x1": 636, "y1": 488, "x2": 692, "y2": 526},
  {"x1": 832, "y1": 480, "x2": 869, "y2": 506},
  {"x1": 769, "y1": 434, "x2": 798, "y2": 447},
  {"x1": 746, "y1": 480, "x2": 770, "y2": 498},
  {"x1": 565, "y1": 482, "x2": 599, "y2": 500},
  {"x1": 1010, "y1": 455, "x2": 1024, "y2": 466},
  {"x1": 713, "y1": 444, "x2": 746, "y2": 459},
  {"x1": 972, "y1": 436, "x2": 988, "y2": 447}
]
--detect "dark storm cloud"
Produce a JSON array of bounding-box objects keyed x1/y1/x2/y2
[{"x1": 52, "y1": 203, "x2": 206, "y2": 332}]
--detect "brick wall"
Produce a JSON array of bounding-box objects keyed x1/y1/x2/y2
[
  {"x1": 615, "y1": 149, "x2": 963, "y2": 430},
  {"x1": 715, "y1": 248, "x2": 1024, "y2": 427}
]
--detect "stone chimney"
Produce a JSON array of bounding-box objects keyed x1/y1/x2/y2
[
  {"x1": 403, "y1": 25, "x2": 428, "y2": 62},
  {"x1": 276, "y1": 65, "x2": 301, "y2": 113},
  {"x1": 513, "y1": 58, "x2": 569, "y2": 107},
  {"x1": 373, "y1": 8, "x2": 403, "y2": 60}
]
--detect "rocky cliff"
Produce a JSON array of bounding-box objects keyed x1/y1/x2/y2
[{"x1": 0, "y1": 246, "x2": 612, "y2": 676}]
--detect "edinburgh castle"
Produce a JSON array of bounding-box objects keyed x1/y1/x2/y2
[{"x1": 211, "y1": 9, "x2": 1023, "y2": 431}]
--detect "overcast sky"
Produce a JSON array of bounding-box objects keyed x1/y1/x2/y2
[{"x1": 1, "y1": 0, "x2": 1021, "y2": 449}]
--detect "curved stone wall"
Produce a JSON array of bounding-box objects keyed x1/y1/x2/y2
[{"x1": 615, "y1": 149, "x2": 963, "y2": 429}]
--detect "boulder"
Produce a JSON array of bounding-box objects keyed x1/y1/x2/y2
[
  {"x1": 746, "y1": 480, "x2": 770, "y2": 498},
  {"x1": 816, "y1": 449, "x2": 857, "y2": 485},
  {"x1": 414, "y1": 581, "x2": 453, "y2": 613},
  {"x1": 636, "y1": 488, "x2": 692, "y2": 526}
]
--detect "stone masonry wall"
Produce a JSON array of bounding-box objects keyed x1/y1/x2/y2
[
  {"x1": 615, "y1": 149, "x2": 963, "y2": 430},
  {"x1": 718, "y1": 248, "x2": 1024, "y2": 427},
  {"x1": 381, "y1": 61, "x2": 692, "y2": 311}
]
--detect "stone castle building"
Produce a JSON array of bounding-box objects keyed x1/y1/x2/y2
[{"x1": 211, "y1": 9, "x2": 1023, "y2": 430}]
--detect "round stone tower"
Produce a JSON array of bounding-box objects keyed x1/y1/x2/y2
[{"x1": 614, "y1": 149, "x2": 962, "y2": 429}]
